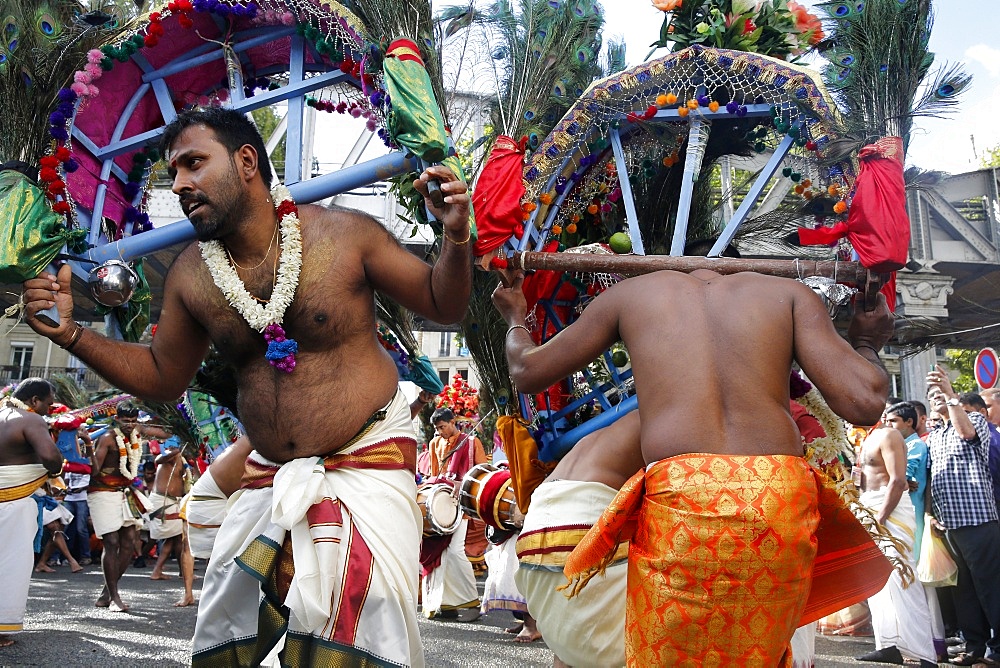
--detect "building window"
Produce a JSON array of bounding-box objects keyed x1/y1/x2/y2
[
  {"x1": 457, "y1": 369, "x2": 469, "y2": 382},
  {"x1": 9, "y1": 343, "x2": 33, "y2": 380},
  {"x1": 438, "y1": 332, "x2": 451, "y2": 357},
  {"x1": 438, "y1": 369, "x2": 450, "y2": 386}
]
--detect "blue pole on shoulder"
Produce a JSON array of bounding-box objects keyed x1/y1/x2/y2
[{"x1": 84, "y1": 151, "x2": 416, "y2": 264}]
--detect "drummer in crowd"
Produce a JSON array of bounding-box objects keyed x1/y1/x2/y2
[{"x1": 417, "y1": 408, "x2": 488, "y2": 620}]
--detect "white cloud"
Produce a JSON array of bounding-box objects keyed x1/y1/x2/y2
[{"x1": 965, "y1": 44, "x2": 1000, "y2": 78}]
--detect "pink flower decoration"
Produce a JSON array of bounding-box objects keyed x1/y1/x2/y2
[
  {"x1": 366, "y1": 118, "x2": 377, "y2": 131},
  {"x1": 85, "y1": 63, "x2": 102, "y2": 77},
  {"x1": 74, "y1": 71, "x2": 92, "y2": 84},
  {"x1": 71, "y1": 82, "x2": 89, "y2": 96},
  {"x1": 350, "y1": 107, "x2": 362, "y2": 118},
  {"x1": 281, "y1": 11, "x2": 295, "y2": 25},
  {"x1": 216, "y1": 88, "x2": 229, "y2": 101},
  {"x1": 197, "y1": 95, "x2": 211, "y2": 107},
  {"x1": 87, "y1": 49, "x2": 104, "y2": 64},
  {"x1": 88, "y1": 84, "x2": 100, "y2": 97}
]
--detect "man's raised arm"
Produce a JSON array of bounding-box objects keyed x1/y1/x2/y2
[
  {"x1": 23, "y1": 262, "x2": 209, "y2": 402},
  {"x1": 362, "y1": 165, "x2": 472, "y2": 324},
  {"x1": 492, "y1": 271, "x2": 621, "y2": 394},
  {"x1": 791, "y1": 284, "x2": 893, "y2": 426}
]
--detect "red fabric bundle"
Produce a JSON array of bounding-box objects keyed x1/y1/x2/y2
[
  {"x1": 847, "y1": 137, "x2": 910, "y2": 273},
  {"x1": 472, "y1": 136, "x2": 526, "y2": 257}
]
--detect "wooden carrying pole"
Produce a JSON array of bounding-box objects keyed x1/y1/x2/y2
[{"x1": 511, "y1": 252, "x2": 884, "y2": 309}]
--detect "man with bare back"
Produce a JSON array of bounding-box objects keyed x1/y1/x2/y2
[
  {"x1": 493, "y1": 268, "x2": 894, "y2": 666},
  {"x1": 516, "y1": 410, "x2": 644, "y2": 668},
  {"x1": 23, "y1": 107, "x2": 471, "y2": 666},
  {"x1": 0, "y1": 378, "x2": 62, "y2": 649}
]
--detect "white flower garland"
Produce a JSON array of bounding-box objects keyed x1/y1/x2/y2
[
  {"x1": 114, "y1": 427, "x2": 142, "y2": 479},
  {"x1": 1, "y1": 396, "x2": 31, "y2": 412},
  {"x1": 199, "y1": 184, "x2": 303, "y2": 332},
  {"x1": 796, "y1": 387, "x2": 851, "y2": 469}
]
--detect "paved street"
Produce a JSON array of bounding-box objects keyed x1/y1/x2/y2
[{"x1": 5, "y1": 559, "x2": 903, "y2": 667}]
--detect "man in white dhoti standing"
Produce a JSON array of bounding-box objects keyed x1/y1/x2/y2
[
  {"x1": 855, "y1": 424, "x2": 937, "y2": 667},
  {"x1": 0, "y1": 378, "x2": 63, "y2": 649}
]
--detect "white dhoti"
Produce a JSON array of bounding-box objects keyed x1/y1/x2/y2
[
  {"x1": 0, "y1": 464, "x2": 48, "y2": 634},
  {"x1": 861, "y1": 488, "x2": 937, "y2": 663},
  {"x1": 481, "y1": 535, "x2": 527, "y2": 614},
  {"x1": 88, "y1": 487, "x2": 147, "y2": 537},
  {"x1": 147, "y1": 492, "x2": 183, "y2": 540},
  {"x1": 183, "y1": 469, "x2": 228, "y2": 559},
  {"x1": 40, "y1": 500, "x2": 74, "y2": 527},
  {"x1": 191, "y1": 390, "x2": 424, "y2": 667},
  {"x1": 421, "y1": 518, "x2": 480, "y2": 616},
  {"x1": 515, "y1": 479, "x2": 627, "y2": 668}
]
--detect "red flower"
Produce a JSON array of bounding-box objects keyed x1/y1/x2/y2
[
  {"x1": 40, "y1": 156, "x2": 60, "y2": 169},
  {"x1": 39, "y1": 167, "x2": 59, "y2": 183},
  {"x1": 48, "y1": 180, "x2": 66, "y2": 195},
  {"x1": 742, "y1": 18, "x2": 756, "y2": 35},
  {"x1": 54, "y1": 147, "x2": 71, "y2": 162},
  {"x1": 178, "y1": 14, "x2": 193, "y2": 29},
  {"x1": 490, "y1": 256, "x2": 509, "y2": 269},
  {"x1": 275, "y1": 200, "x2": 298, "y2": 218},
  {"x1": 53, "y1": 201, "x2": 71, "y2": 215},
  {"x1": 787, "y1": 2, "x2": 823, "y2": 44},
  {"x1": 144, "y1": 34, "x2": 159, "y2": 48}
]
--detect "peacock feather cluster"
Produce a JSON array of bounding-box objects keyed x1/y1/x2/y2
[
  {"x1": 0, "y1": 1, "x2": 142, "y2": 172},
  {"x1": 816, "y1": 0, "x2": 970, "y2": 156}
]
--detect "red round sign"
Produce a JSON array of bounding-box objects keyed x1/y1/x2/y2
[{"x1": 975, "y1": 348, "x2": 999, "y2": 390}]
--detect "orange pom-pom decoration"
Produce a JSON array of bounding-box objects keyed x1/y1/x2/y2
[
  {"x1": 686, "y1": 99, "x2": 699, "y2": 109},
  {"x1": 827, "y1": 184, "x2": 839, "y2": 196},
  {"x1": 551, "y1": 225, "x2": 562, "y2": 235},
  {"x1": 566, "y1": 223, "x2": 578, "y2": 234},
  {"x1": 587, "y1": 204, "x2": 599, "y2": 215},
  {"x1": 539, "y1": 193, "x2": 553, "y2": 205},
  {"x1": 523, "y1": 201, "x2": 537, "y2": 212},
  {"x1": 571, "y1": 213, "x2": 582, "y2": 223},
  {"x1": 665, "y1": 93, "x2": 677, "y2": 105},
  {"x1": 656, "y1": 94, "x2": 669, "y2": 107},
  {"x1": 521, "y1": 211, "x2": 531, "y2": 221},
  {"x1": 802, "y1": 179, "x2": 812, "y2": 188},
  {"x1": 677, "y1": 107, "x2": 689, "y2": 117},
  {"x1": 794, "y1": 184, "x2": 805, "y2": 194},
  {"x1": 833, "y1": 201, "x2": 848, "y2": 214},
  {"x1": 708, "y1": 101, "x2": 720, "y2": 112},
  {"x1": 804, "y1": 191, "x2": 814, "y2": 200}
]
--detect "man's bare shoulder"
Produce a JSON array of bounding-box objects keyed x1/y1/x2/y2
[
  {"x1": 865, "y1": 426, "x2": 904, "y2": 447},
  {"x1": 300, "y1": 204, "x2": 393, "y2": 235}
]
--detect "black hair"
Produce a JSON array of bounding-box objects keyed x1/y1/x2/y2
[
  {"x1": 115, "y1": 400, "x2": 141, "y2": 419},
  {"x1": 684, "y1": 238, "x2": 741, "y2": 258},
  {"x1": 959, "y1": 392, "x2": 987, "y2": 411},
  {"x1": 431, "y1": 407, "x2": 455, "y2": 424},
  {"x1": 160, "y1": 107, "x2": 272, "y2": 188},
  {"x1": 885, "y1": 402, "x2": 917, "y2": 428},
  {"x1": 886, "y1": 396, "x2": 903, "y2": 406},
  {"x1": 910, "y1": 400, "x2": 927, "y2": 418},
  {"x1": 13, "y1": 377, "x2": 54, "y2": 403}
]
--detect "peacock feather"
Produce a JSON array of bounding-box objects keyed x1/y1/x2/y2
[
  {"x1": 435, "y1": 0, "x2": 625, "y2": 419},
  {"x1": 0, "y1": 0, "x2": 140, "y2": 171},
  {"x1": 816, "y1": 0, "x2": 970, "y2": 154}
]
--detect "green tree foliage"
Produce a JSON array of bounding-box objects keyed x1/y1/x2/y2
[
  {"x1": 980, "y1": 144, "x2": 1000, "y2": 169},
  {"x1": 944, "y1": 348, "x2": 978, "y2": 393},
  {"x1": 250, "y1": 107, "x2": 286, "y2": 175}
]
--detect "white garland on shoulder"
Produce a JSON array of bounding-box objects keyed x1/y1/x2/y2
[
  {"x1": 199, "y1": 184, "x2": 303, "y2": 332},
  {"x1": 1, "y1": 396, "x2": 32, "y2": 412},
  {"x1": 114, "y1": 427, "x2": 142, "y2": 479}
]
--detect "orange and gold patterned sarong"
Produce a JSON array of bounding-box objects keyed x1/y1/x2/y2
[{"x1": 564, "y1": 454, "x2": 892, "y2": 668}]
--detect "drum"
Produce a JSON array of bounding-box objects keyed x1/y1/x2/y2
[
  {"x1": 459, "y1": 463, "x2": 524, "y2": 531},
  {"x1": 459, "y1": 463, "x2": 498, "y2": 520},
  {"x1": 416, "y1": 483, "x2": 461, "y2": 537}
]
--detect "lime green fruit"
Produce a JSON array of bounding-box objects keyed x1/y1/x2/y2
[
  {"x1": 611, "y1": 350, "x2": 629, "y2": 367},
  {"x1": 609, "y1": 232, "x2": 632, "y2": 254}
]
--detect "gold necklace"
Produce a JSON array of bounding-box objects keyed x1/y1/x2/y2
[
  {"x1": 247, "y1": 239, "x2": 280, "y2": 304},
  {"x1": 224, "y1": 221, "x2": 279, "y2": 271}
]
